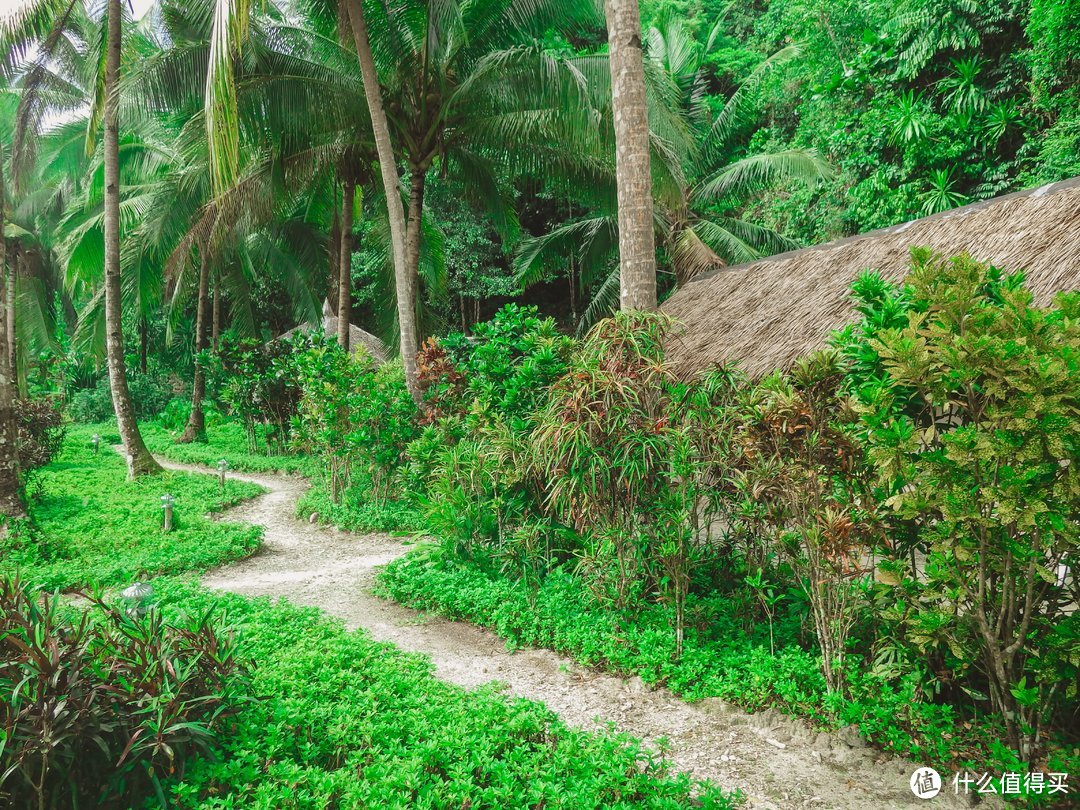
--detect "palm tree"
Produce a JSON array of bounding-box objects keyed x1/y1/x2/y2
[
  {"x1": 1, "y1": 8, "x2": 98, "y2": 392},
  {"x1": 129, "y1": 0, "x2": 337, "y2": 438},
  {"x1": 202, "y1": 0, "x2": 595, "y2": 399},
  {"x1": 3, "y1": 0, "x2": 160, "y2": 475},
  {"x1": 0, "y1": 140, "x2": 26, "y2": 520},
  {"x1": 342, "y1": 0, "x2": 415, "y2": 395},
  {"x1": 516, "y1": 26, "x2": 830, "y2": 329},
  {"x1": 178, "y1": 248, "x2": 211, "y2": 442},
  {"x1": 103, "y1": 0, "x2": 160, "y2": 475},
  {"x1": 337, "y1": 174, "x2": 356, "y2": 350},
  {"x1": 356, "y1": 0, "x2": 601, "y2": 393},
  {"x1": 604, "y1": 0, "x2": 657, "y2": 311}
]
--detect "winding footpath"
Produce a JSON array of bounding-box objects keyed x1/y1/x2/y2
[{"x1": 161, "y1": 455, "x2": 988, "y2": 810}]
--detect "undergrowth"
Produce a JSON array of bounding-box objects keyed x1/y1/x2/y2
[
  {"x1": 296, "y1": 481, "x2": 424, "y2": 535},
  {"x1": 151, "y1": 580, "x2": 737, "y2": 809},
  {"x1": 377, "y1": 550, "x2": 1080, "y2": 794},
  {"x1": 5, "y1": 421, "x2": 738, "y2": 809},
  {"x1": 141, "y1": 420, "x2": 315, "y2": 476},
  {"x1": 0, "y1": 427, "x2": 264, "y2": 590}
]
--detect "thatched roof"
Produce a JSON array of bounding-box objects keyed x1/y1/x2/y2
[
  {"x1": 662, "y1": 177, "x2": 1080, "y2": 379},
  {"x1": 273, "y1": 300, "x2": 390, "y2": 364}
]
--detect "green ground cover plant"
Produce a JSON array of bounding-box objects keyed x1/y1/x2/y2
[
  {"x1": 0, "y1": 427, "x2": 264, "y2": 590},
  {"x1": 152, "y1": 581, "x2": 736, "y2": 810},
  {"x1": 2, "y1": 397, "x2": 737, "y2": 810},
  {"x1": 295, "y1": 483, "x2": 424, "y2": 535},
  {"x1": 328, "y1": 258, "x2": 1079, "y2": 803},
  {"x1": 378, "y1": 549, "x2": 1079, "y2": 790},
  {"x1": 380, "y1": 553, "x2": 950, "y2": 755},
  {"x1": 141, "y1": 421, "x2": 315, "y2": 476}
]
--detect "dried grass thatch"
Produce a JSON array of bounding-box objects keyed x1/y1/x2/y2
[
  {"x1": 662, "y1": 177, "x2": 1080, "y2": 379},
  {"x1": 273, "y1": 300, "x2": 390, "y2": 364}
]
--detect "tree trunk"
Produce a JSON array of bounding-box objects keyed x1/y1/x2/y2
[
  {"x1": 138, "y1": 315, "x2": 148, "y2": 374},
  {"x1": 344, "y1": 0, "x2": 421, "y2": 403},
  {"x1": 211, "y1": 269, "x2": 221, "y2": 351},
  {"x1": 404, "y1": 165, "x2": 426, "y2": 336},
  {"x1": 338, "y1": 178, "x2": 355, "y2": 350},
  {"x1": 6, "y1": 252, "x2": 15, "y2": 381},
  {"x1": 104, "y1": 0, "x2": 161, "y2": 477},
  {"x1": 178, "y1": 250, "x2": 211, "y2": 444},
  {"x1": 605, "y1": 0, "x2": 657, "y2": 311},
  {"x1": 327, "y1": 205, "x2": 340, "y2": 313},
  {"x1": 0, "y1": 142, "x2": 26, "y2": 521}
]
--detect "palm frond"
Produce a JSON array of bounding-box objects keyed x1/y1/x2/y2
[{"x1": 693, "y1": 148, "x2": 832, "y2": 205}]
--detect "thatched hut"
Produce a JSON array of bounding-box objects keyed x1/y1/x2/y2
[
  {"x1": 662, "y1": 177, "x2": 1080, "y2": 379},
  {"x1": 273, "y1": 300, "x2": 390, "y2": 364}
]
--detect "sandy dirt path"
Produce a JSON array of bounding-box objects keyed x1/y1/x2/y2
[{"x1": 161, "y1": 455, "x2": 987, "y2": 810}]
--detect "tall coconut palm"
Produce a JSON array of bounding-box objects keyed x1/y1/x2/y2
[
  {"x1": 341, "y1": 0, "x2": 415, "y2": 395},
  {"x1": 338, "y1": 174, "x2": 355, "y2": 349},
  {"x1": 358, "y1": 0, "x2": 602, "y2": 393},
  {"x1": 0, "y1": 140, "x2": 25, "y2": 520},
  {"x1": 103, "y1": 0, "x2": 160, "y2": 475},
  {"x1": 516, "y1": 27, "x2": 830, "y2": 330},
  {"x1": 604, "y1": 0, "x2": 657, "y2": 311}
]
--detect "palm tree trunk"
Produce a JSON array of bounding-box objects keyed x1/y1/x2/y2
[
  {"x1": 404, "y1": 165, "x2": 426, "y2": 332},
  {"x1": 338, "y1": 178, "x2": 355, "y2": 350},
  {"x1": 211, "y1": 269, "x2": 221, "y2": 351},
  {"x1": 327, "y1": 205, "x2": 340, "y2": 314},
  {"x1": 178, "y1": 250, "x2": 211, "y2": 443},
  {"x1": 6, "y1": 253, "x2": 15, "y2": 381},
  {"x1": 138, "y1": 315, "x2": 148, "y2": 374},
  {"x1": 0, "y1": 142, "x2": 26, "y2": 521},
  {"x1": 605, "y1": 0, "x2": 657, "y2": 311},
  {"x1": 344, "y1": 0, "x2": 421, "y2": 403},
  {"x1": 104, "y1": 0, "x2": 160, "y2": 477}
]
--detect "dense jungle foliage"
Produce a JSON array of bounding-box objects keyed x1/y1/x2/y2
[
  {"x1": 206, "y1": 253, "x2": 1075, "y2": 801},
  {"x1": 3, "y1": 0, "x2": 1079, "y2": 806},
  {"x1": 0, "y1": 430, "x2": 734, "y2": 809},
  {"x1": 639, "y1": 0, "x2": 1080, "y2": 242}
]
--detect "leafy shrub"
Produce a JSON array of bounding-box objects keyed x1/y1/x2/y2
[
  {"x1": 727, "y1": 350, "x2": 884, "y2": 694},
  {"x1": 156, "y1": 397, "x2": 193, "y2": 431},
  {"x1": 67, "y1": 381, "x2": 114, "y2": 423},
  {"x1": 13, "y1": 397, "x2": 65, "y2": 494},
  {"x1": 435, "y1": 303, "x2": 572, "y2": 428},
  {"x1": 843, "y1": 251, "x2": 1080, "y2": 761},
  {"x1": 208, "y1": 335, "x2": 307, "y2": 453},
  {"x1": 528, "y1": 312, "x2": 726, "y2": 653},
  {"x1": 0, "y1": 575, "x2": 252, "y2": 809},
  {"x1": 68, "y1": 370, "x2": 175, "y2": 423},
  {"x1": 402, "y1": 305, "x2": 575, "y2": 566},
  {"x1": 292, "y1": 335, "x2": 417, "y2": 504}
]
